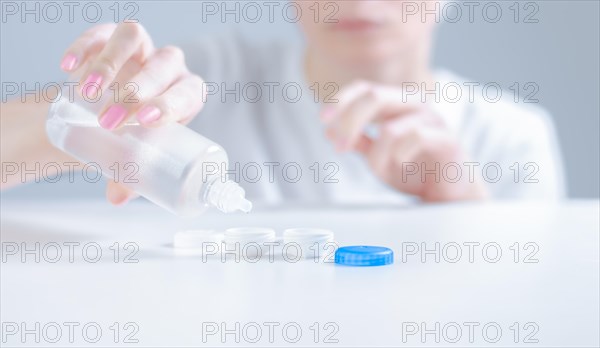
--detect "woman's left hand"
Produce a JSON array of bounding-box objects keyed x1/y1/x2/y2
[{"x1": 321, "y1": 81, "x2": 488, "y2": 202}]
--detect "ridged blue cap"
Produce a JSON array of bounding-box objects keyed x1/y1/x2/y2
[{"x1": 335, "y1": 246, "x2": 394, "y2": 266}]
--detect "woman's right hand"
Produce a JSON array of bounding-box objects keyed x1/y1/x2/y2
[{"x1": 59, "y1": 22, "x2": 206, "y2": 204}]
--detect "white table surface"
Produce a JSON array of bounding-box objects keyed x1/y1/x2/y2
[{"x1": 1, "y1": 200, "x2": 599, "y2": 347}]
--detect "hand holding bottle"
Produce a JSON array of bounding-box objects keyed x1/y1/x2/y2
[{"x1": 60, "y1": 22, "x2": 206, "y2": 205}]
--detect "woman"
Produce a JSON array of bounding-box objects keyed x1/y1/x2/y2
[{"x1": 0, "y1": 1, "x2": 565, "y2": 207}]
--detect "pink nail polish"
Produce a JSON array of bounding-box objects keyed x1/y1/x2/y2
[
  {"x1": 321, "y1": 106, "x2": 335, "y2": 122},
  {"x1": 100, "y1": 105, "x2": 128, "y2": 130},
  {"x1": 60, "y1": 54, "x2": 78, "y2": 71},
  {"x1": 137, "y1": 106, "x2": 161, "y2": 125},
  {"x1": 108, "y1": 188, "x2": 131, "y2": 206},
  {"x1": 81, "y1": 72, "x2": 103, "y2": 99}
]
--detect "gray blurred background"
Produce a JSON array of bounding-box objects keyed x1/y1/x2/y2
[{"x1": 1, "y1": 0, "x2": 599, "y2": 199}]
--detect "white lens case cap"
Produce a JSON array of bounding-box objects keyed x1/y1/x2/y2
[
  {"x1": 224, "y1": 227, "x2": 276, "y2": 244},
  {"x1": 283, "y1": 228, "x2": 334, "y2": 242},
  {"x1": 174, "y1": 229, "x2": 224, "y2": 248}
]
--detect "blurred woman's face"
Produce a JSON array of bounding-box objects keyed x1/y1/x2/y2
[{"x1": 297, "y1": 1, "x2": 436, "y2": 69}]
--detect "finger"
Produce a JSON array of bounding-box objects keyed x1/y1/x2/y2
[
  {"x1": 388, "y1": 126, "x2": 459, "y2": 199},
  {"x1": 363, "y1": 128, "x2": 398, "y2": 182},
  {"x1": 389, "y1": 127, "x2": 435, "y2": 172},
  {"x1": 98, "y1": 46, "x2": 188, "y2": 130},
  {"x1": 355, "y1": 135, "x2": 373, "y2": 155},
  {"x1": 330, "y1": 86, "x2": 422, "y2": 151},
  {"x1": 360, "y1": 116, "x2": 433, "y2": 186},
  {"x1": 352, "y1": 110, "x2": 436, "y2": 154},
  {"x1": 106, "y1": 181, "x2": 138, "y2": 206},
  {"x1": 321, "y1": 81, "x2": 422, "y2": 124},
  {"x1": 135, "y1": 74, "x2": 206, "y2": 127},
  {"x1": 330, "y1": 90, "x2": 380, "y2": 151},
  {"x1": 60, "y1": 23, "x2": 117, "y2": 73},
  {"x1": 379, "y1": 112, "x2": 427, "y2": 138},
  {"x1": 79, "y1": 22, "x2": 154, "y2": 99},
  {"x1": 320, "y1": 80, "x2": 371, "y2": 124}
]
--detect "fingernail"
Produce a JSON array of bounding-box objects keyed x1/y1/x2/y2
[
  {"x1": 136, "y1": 106, "x2": 161, "y2": 125},
  {"x1": 321, "y1": 106, "x2": 335, "y2": 122},
  {"x1": 325, "y1": 127, "x2": 335, "y2": 140},
  {"x1": 60, "y1": 53, "x2": 78, "y2": 71},
  {"x1": 100, "y1": 105, "x2": 128, "y2": 130},
  {"x1": 81, "y1": 72, "x2": 103, "y2": 99},
  {"x1": 107, "y1": 188, "x2": 131, "y2": 206},
  {"x1": 336, "y1": 138, "x2": 348, "y2": 152}
]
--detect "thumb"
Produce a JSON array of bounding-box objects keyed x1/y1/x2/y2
[{"x1": 106, "y1": 181, "x2": 138, "y2": 205}]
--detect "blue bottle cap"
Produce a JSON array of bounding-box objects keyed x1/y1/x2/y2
[{"x1": 335, "y1": 246, "x2": 394, "y2": 266}]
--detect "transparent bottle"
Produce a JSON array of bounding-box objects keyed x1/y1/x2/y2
[{"x1": 46, "y1": 86, "x2": 252, "y2": 216}]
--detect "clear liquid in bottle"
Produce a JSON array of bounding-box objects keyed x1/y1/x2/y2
[{"x1": 46, "y1": 87, "x2": 252, "y2": 216}]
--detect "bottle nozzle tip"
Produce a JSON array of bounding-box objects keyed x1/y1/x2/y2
[
  {"x1": 206, "y1": 179, "x2": 253, "y2": 214},
  {"x1": 239, "y1": 199, "x2": 253, "y2": 213}
]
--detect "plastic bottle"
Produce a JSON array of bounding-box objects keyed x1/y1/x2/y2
[{"x1": 45, "y1": 85, "x2": 252, "y2": 216}]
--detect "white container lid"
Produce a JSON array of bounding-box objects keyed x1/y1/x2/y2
[
  {"x1": 174, "y1": 229, "x2": 224, "y2": 248},
  {"x1": 224, "y1": 227, "x2": 276, "y2": 244},
  {"x1": 283, "y1": 228, "x2": 334, "y2": 243}
]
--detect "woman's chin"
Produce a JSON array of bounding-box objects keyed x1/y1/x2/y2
[{"x1": 334, "y1": 49, "x2": 397, "y2": 72}]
